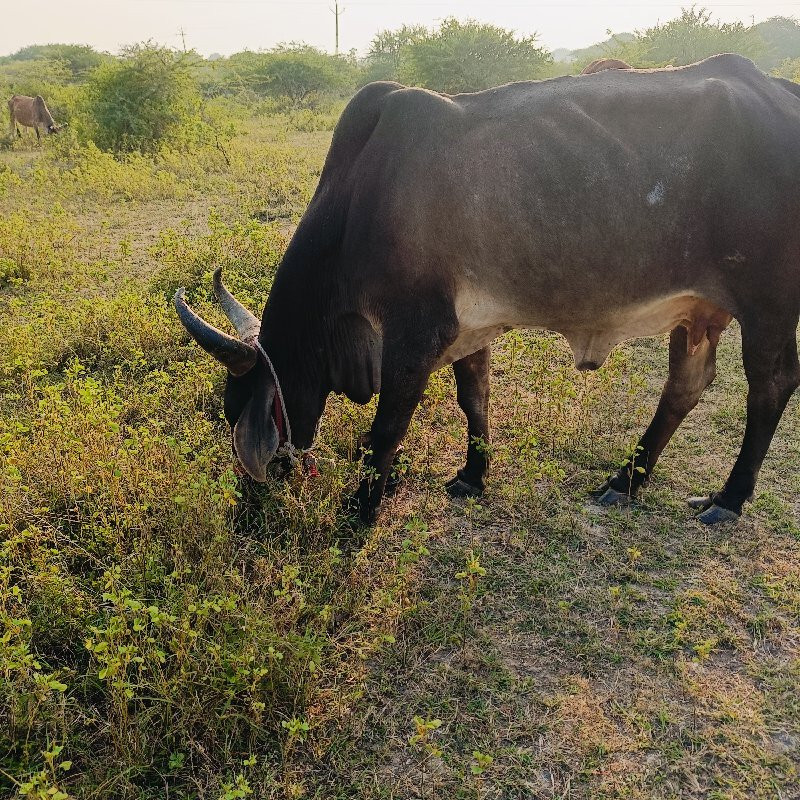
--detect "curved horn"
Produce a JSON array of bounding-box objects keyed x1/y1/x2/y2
[
  {"x1": 213, "y1": 267, "x2": 261, "y2": 341},
  {"x1": 174, "y1": 287, "x2": 258, "y2": 376}
]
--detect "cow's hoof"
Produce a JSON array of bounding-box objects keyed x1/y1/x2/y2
[
  {"x1": 445, "y1": 475, "x2": 483, "y2": 498},
  {"x1": 696, "y1": 504, "x2": 740, "y2": 525},
  {"x1": 595, "y1": 486, "x2": 633, "y2": 507},
  {"x1": 342, "y1": 490, "x2": 382, "y2": 527},
  {"x1": 687, "y1": 495, "x2": 714, "y2": 511}
]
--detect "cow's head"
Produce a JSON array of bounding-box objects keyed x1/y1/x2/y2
[
  {"x1": 174, "y1": 268, "x2": 325, "y2": 480},
  {"x1": 34, "y1": 96, "x2": 61, "y2": 135}
]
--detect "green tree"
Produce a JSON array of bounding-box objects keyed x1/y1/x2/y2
[
  {"x1": 208, "y1": 45, "x2": 357, "y2": 106},
  {"x1": 365, "y1": 25, "x2": 428, "y2": 83},
  {"x1": 0, "y1": 44, "x2": 107, "y2": 79},
  {"x1": 400, "y1": 18, "x2": 552, "y2": 93},
  {"x1": 754, "y1": 17, "x2": 800, "y2": 72},
  {"x1": 84, "y1": 44, "x2": 205, "y2": 152},
  {"x1": 258, "y1": 45, "x2": 358, "y2": 106},
  {"x1": 607, "y1": 7, "x2": 764, "y2": 68}
]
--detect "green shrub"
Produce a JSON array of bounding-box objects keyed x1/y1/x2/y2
[
  {"x1": 592, "y1": 7, "x2": 765, "y2": 69},
  {"x1": 0, "y1": 44, "x2": 108, "y2": 80},
  {"x1": 364, "y1": 25, "x2": 428, "y2": 83},
  {"x1": 398, "y1": 18, "x2": 552, "y2": 92},
  {"x1": 84, "y1": 44, "x2": 209, "y2": 153},
  {"x1": 216, "y1": 46, "x2": 359, "y2": 108}
]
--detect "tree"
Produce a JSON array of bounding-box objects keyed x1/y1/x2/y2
[
  {"x1": 0, "y1": 44, "x2": 107, "y2": 79},
  {"x1": 754, "y1": 17, "x2": 800, "y2": 72},
  {"x1": 85, "y1": 44, "x2": 204, "y2": 152},
  {"x1": 606, "y1": 7, "x2": 764, "y2": 68},
  {"x1": 365, "y1": 25, "x2": 428, "y2": 83},
  {"x1": 398, "y1": 18, "x2": 552, "y2": 93},
  {"x1": 206, "y1": 46, "x2": 357, "y2": 106},
  {"x1": 257, "y1": 45, "x2": 358, "y2": 106}
]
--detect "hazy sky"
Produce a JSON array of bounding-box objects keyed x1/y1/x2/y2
[{"x1": 3, "y1": 1, "x2": 798, "y2": 58}]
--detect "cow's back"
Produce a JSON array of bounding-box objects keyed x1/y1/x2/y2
[{"x1": 291, "y1": 55, "x2": 800, "y2": 348}]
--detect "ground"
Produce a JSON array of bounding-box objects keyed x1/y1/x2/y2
[{"x1": 0, "y1": 115, "x2": 798, "y2": 800}]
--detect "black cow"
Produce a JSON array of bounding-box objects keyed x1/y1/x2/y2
[{"x1": 176, "y1": 55, "x2": 800, "y2": 526}]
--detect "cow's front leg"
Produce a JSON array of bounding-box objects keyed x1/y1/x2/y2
[
  {"x1": 349, "y1": 353, "x2": 438, "y2": 525},
  {"x1": 447, "y1": 346, "x2": 490, "y2": 497},
  {"x1": 353, "y1": 432, "x2": 405, "y2": 495}
]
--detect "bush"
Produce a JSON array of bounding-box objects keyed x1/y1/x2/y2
[
  {"x1": 84, "y1": 44, "x2": 208, "y2": 153},
  {"x1": 218, "y1": 45, "x2": 359, "y2": 108},
  {"x1": 758, "y1": 17, "x2": 800, "y2": 72},
  {"x1": 395, "y1": 18, "x2": 552, "y2": 93},
  {"x1": 364, "y1": 25, "x2": 428, "y2": 83},
  {"x1": 595, "y1": 7, "x2": 764, "y2": 69},
  {"x1": 0, "y1": 44, "x2": 108, "y2": 80}
]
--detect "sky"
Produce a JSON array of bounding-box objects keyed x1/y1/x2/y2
[{"x1": 2, "y1": 0, "x2": 799, "y2": 58}]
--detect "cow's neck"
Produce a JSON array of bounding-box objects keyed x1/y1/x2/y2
[{"x1": 260, "y1": 260, "x2": 382, "y2": 444}]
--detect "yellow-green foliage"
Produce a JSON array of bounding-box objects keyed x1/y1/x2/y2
[{"x1": 0, "y1": 123, "x2": 412, "y2": 798}]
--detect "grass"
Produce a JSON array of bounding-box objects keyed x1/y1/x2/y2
[{"x1": 1, "y1": 108, "x2": 798, "y2": 800}]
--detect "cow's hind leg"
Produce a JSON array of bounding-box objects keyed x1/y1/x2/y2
[
  {"x1": 691, "y1": 322, "x2": 800, "y2": 524},
  {"x1": 447, "y1": 346, "x2": 491, "y2": 497},
  {"x1": 596, "y1": 325, "x2": 719, "y2": 505}
]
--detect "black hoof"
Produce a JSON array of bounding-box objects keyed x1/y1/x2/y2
[
  {"x1": 594, "y1": 486, "x2": 633, "y2": 507},
  {"x1": 341, "y1": 491, "x2": 381, "y2": 527},
  {"x1": 696, "y1": 504, "x2": 740, "y2": 525},
  {"x1": 445, "y1": 474, "x2": 484, "y2": 498}
]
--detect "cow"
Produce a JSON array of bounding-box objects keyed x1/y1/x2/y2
[
  {"x1": 175, "y1": 54, "x2": 800, "y2": 527},
  {"x1": 581, "y1": 58, "x2": 633, "y2": 75},
  {"x1": 8, "y1": 95, "x2": 62, "y2": 142}
]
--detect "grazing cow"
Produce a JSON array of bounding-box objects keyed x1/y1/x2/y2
[
  {"x1": 8, "y1": 95, "x2": 61, "y2": 142},
  {"x1": 176, "y1": 55, "x2": 800, "y2": 526},
  {"x1": 581, "y1": 58, "x2": 633, "y2": 75}
]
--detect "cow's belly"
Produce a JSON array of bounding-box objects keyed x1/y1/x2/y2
[{"x1": 438, "y1": 288, "x2": 732, "y2": 369}]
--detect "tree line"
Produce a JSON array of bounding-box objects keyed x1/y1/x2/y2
[{"x1": 3, "y1": 10, "x2": 800, "y2": 153}]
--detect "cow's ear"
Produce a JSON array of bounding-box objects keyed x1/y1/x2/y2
[
  {"x1": 232, "y1": 373, "x2": 279, "y2": 481},
  {"x1": 328, "y1": 313, "x2": 382, "y2": 404}
]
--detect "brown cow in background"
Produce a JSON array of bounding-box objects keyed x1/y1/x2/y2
[
  {"x1": 8, "y1": 95, "x2": 62, "y2": 142},
  {"x1": 581, "y1": 58, "x2": 633, "y2": 74}
]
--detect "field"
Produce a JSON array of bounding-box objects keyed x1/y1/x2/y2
[{"x1": 1, "y1": 112, "x2": 799, "y2": 800}]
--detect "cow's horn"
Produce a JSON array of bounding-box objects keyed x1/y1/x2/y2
[
  {"x1": 213, "y1": 267, "x2": 261, "y2": 341},
  {"x1": 174, "y1": 287, "x2": 258, "y2": 376}
]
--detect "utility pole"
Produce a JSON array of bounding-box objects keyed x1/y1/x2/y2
[
  {"x1": 178, "y1": 27, "x2": 187, "y2": 52},
  {"x1": 330, "y1": 2, "x2": 345, "y2": 55}
]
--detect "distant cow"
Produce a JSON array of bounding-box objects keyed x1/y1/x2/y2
[
  {"x1": 8, "y1": 95, "x2": 61, "y2": 142},
  {"x1": 581, "y1": 58, "x2": 633, "y2": 75}
]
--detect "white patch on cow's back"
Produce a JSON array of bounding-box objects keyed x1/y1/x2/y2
[{"x1": 646, "y1": 181, "x2": 665, "y2": 206}]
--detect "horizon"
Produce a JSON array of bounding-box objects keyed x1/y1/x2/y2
[{"x1": 2, "y1": 1, "x2": 798, "y2": 60}]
